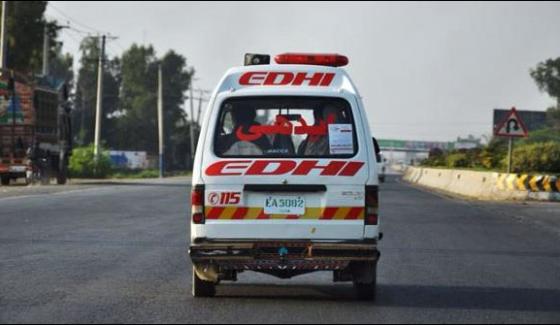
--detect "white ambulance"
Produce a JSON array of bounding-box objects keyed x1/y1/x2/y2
[{"x1": 189, "y1": 53, "x2": 382, "y2": 300}]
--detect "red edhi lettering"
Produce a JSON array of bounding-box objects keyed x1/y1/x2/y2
[
  {"x1": 238, "y1": 72, "x2": 267, "y2": 86},
  {"x1": 205, "y1": 160, "x2": 252, "y2": 176},
  {"x1": 239, "y1": 72, "x2": 335, "y2": 87},
  {"x1": 205, "y1": 160, "x2": 364, "y2": 176},
  {"x1": 246, "y1": 160, "x2": 298, "y2": 175}
]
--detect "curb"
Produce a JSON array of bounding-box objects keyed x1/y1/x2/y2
[{"x1": 403, "y1": 167, "x2": 560, "y2": 202}]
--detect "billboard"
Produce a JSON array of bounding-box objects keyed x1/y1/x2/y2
[
  {"x1": 377, "y1": 139, "x2": 454, "y2": 151},
  {"x1": 109, "y1": 151, "x2": 149, "y2": 170},
  {"x1": 493, "y1": 109, "x2": 546, "y2": 133}
]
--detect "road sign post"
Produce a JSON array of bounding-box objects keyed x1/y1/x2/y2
[
  {"x1": 507, "y1": 137, "x2": 513, "y2": 174},
  {"x1": 494, "y1": 107, "x2": 529, "y2": 174}
]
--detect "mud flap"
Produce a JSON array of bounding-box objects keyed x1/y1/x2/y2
[{"x1": 350, "y1": 260, "x2": 378, "y2": 284}]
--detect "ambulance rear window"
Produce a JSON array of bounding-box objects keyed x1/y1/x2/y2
[{"x1": 214, "y1": 96, "x2": 358, "y2": 158}]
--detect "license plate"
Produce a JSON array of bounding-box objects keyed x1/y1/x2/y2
[
  {"x1": 264, "y1": 195, "x2": 305, "y2": 215},
  {"x1": 9, "y1": 166, "x2": 26, "y2": 173}
]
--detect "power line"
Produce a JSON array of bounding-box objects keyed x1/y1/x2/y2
[
  {"x1": 111, "y1": 39, "x2": 127, "y2": 52},
  {"x1": 66, "y1": 26, "x2": 94, "y2": 37},
  {"x1": 63, "y1": 29, "x2": 84, "y2": 47},
  {"x1": 105, "y1": 42, "x2": 124, "y2": 57},
  {"x1": 48, "y1": 3, "x2": 110, "y2": 35},
  {"x1": 48, "y1": 4, "x2": 120, "y2": 49}
]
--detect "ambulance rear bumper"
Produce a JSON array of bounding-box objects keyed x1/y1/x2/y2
[{"x1": 189, "y1": 240, "x2": 379, "y2": 271}]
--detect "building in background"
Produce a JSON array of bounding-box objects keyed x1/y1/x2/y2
[
  {"x1": 377, "y1": 139, "x2": 454, "y2": 166},
  {"x1": 454, "y1": 135, "x2": 482, "y2": 150}
]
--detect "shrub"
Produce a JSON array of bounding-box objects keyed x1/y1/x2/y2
[
  {"x1": 445, "y1": 152, "x2": 470, "y2": 168},
  {"x1": 476, "y1": 148, "x2": 498, "y2": 169},
  {"x1": 422, "y1": 149, "x2": 446, "y2": 167},
  {"x1": 111, "y1": 169, "x2": 160, "y2": 179},
  {"x1": 521, "y1": 128, "x2": 560, "y2": 144},
  {"x1": 69, "y1": 146, "x2": 113, "y2": 178},
  {"x1": 507, "y1": 141, "x2": 560, "y2": 173}
]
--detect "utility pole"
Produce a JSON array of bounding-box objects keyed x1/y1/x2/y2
[
  {"x1": 0, "y1": 1, "x2": 7, "y2": 72},
  {"x1": 42, "y1": 25, "x2": 49, "y2": 76},
  {"x1": 196, "y1": 90, "x2": 203, "y2": 125},
  {"x1": 507, "y1": 137, "x2": 513, "y2": 174},
  {"x1": 158, "y1": 64, "x2": 164, "y2": 178},
  {"x1": 195, "y1": 89, "x2": 210, "y2": 125},
  {"x1": 189, "y1": 86, "x2": 195, "y2": 168},
  {"x1": 93, "y1": 35, "x2": 105, "y2": 160}
]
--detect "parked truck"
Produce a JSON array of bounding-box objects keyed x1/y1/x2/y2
[{"x1": 0, "y1": 70, "x2": 72, "y2": 185}]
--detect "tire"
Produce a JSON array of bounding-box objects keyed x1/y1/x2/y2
[
  {"x1": 353, "y1": 263, "x2": 377, "y2": 301},
  {"x1": 57, "y1": 152, "x2": 68, "y2": 185},
  {"x1": 57, "y1": 169, "x2": 68, "y2": 185},
  {"x1": 40, "y1": 157, "x2": 51, "y2": 185},
  {"x1": 192, "y1": 267, "x2": 216, "y2": 297},
  {"x1": 24, "y1": 174, "x2": 32, "y2": 186},
  {"x1": 1, "y1": 176, "x2": 9, "y2": 186},
  {"x1": 354, "y1": 282, "x2": 377, "y2": 301}
]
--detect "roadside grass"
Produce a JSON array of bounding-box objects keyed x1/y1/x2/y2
[{"x1": 110, "y1": 169, "x2": 192, "y2": 179}]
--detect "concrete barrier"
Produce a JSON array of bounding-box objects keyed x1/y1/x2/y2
[{"x1": 403, "y1": 167, "x2": 559, "y2": 202}]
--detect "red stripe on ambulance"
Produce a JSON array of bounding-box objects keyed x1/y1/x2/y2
[
  {"x1": 204, "y1": 206, "x2": 365, "y2": 220},
  {"x1": 207, "y1": 207, "x2": 225, "y2": 219},
  {"x1": 321, "y1": 207, "x2": 338, "y2": 220},
  {"x1": 346, "y1": 207, "x2": 364, "y2": 220},
  {"x1": 232, "y1": 207, "x2": 248, "y2": 220}
]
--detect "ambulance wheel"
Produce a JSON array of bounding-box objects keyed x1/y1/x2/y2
[
  {"x1": 354, "y1": 281, "x2": 377, "y2": 301},
  {"x1": 352, "y1": 263, "x2": 377, "y2": 301},
  {"x1": 192, "y1": 267, "x2": 216, "y2": 297},
  {"x1": 1, "y1": 176, "x2": 9, "y2": 186}
]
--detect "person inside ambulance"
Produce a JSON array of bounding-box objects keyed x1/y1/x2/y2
[
  {"x1": 216, "y1": 104, "x2": 271, "y2": 156},
  {"x1": 297, "y1": 104, "x2": 346, "y2": 156}
]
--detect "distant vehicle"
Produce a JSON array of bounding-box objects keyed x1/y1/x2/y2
[
  {"x1": 0, "y1": 70, "x2": 72, "y2": 185},
  {"x1": 188, "y1": 53, "x2": 382, "y2": 300}
]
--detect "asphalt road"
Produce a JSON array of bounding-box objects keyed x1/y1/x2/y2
[{"x1": 1, "y1": 176, "x2": 560, "y2": 323}]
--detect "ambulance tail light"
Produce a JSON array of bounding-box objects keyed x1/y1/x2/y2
[
  {"x1": 365, "y1": 186, "x2": 378, "y2": 225},
  {"x1": 274, "y1": 53, "x2": 349, "y2": 67},
  {"x1": 191, "y1": 185, "x2": 205, "y2": 224}
]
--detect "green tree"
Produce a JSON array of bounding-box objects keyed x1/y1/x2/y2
[
  {"x1": 115, "y1": 44, "x2": 159, "y2": 153},
  {"x1": 49, "y1": 41, "x2": 74, "y2": 88},
  {"x1": 545, "y1": 106, "x2": 560, "y2": 130},
  {"x1": 160, "y1": 50, "x2": 194, "y2": 169},
  {"x1": 73, "y1": 37, "x2": 120, "y2": 146},
  {"x1": 0, "y1": 1, "x2": 61, "y2": 74},
  {"x1": 530, "y1": 58, "x2": 560, "y2": 109},
  {"x1": 114, "y1": 45, "x2": 194, "y2": 170}
]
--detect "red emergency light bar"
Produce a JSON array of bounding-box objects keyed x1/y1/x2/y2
[{"x1": 274, "y1": 53, "x2": 349, "y2": 67}]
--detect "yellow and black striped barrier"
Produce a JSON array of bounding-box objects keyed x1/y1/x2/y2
[{"x1": 497, "y1": 174, "x2": 560, "y2": 192}]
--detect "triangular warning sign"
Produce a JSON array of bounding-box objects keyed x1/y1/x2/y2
[{"x1": 494, "y1": 107, "x2": 529, "y2": 137}]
